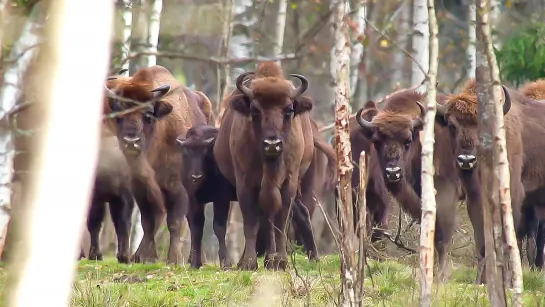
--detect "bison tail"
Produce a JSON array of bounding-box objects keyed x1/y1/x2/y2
[{"x1": 313, "y1": 136, "x2": 337, "y2": 191}]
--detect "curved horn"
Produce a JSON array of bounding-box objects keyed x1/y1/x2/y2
[
  {"x1": 117, "y1": 68, "x2": 128, "y2": 75},
  {"x1": 289, "y1": 74, "x2": 309, "y2": 98},
  {"x1": 436, "y1": 102, "x2": 446, "y2": 117},
  {"x1": 355, "y1": 107, "x2": 375, "y2": 131},
  {"x1": 204, "y1": 137, "x2": 215, "y2": 144},
  {"x1": 502, "y1": 85, "x2": 511, "y2": 115},
  {"x1": 176, "y1": 138, "x2": 186, "y2": 146},
  {"x1": 151, "y1": 84, "x2": 171, "y2": 99},
  {"x1": 411, "y1": 101, "x2": 426, "y2": 129},
  {"x1": 107, "y1": 76, "x2": 118, "y2": 81},
  {"x1": 236, "y1": 72, "x2": 255, "y2": 99}
]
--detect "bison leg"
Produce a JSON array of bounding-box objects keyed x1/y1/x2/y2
[
  {"x1": 163, "y1": 187, "x2": 189, "y2": 265},
  {"x1": 109, "y1": 192, "x2": 133, "y2": 264},
  {"x1": 434, "y1": 178, "x2": 458, "y2": 283},
  {"x1": 78, "y1": 247, "x2": 85, "y2": 260},
  {"x1": 291, "y1": 198, "x2": 319, "y2": 261},
  {"x1": 131, "y1": 181, "x2": 165, "y2": 263},
  {"x1": 535, "y1": 221, "x2": 545, "y2": 269},
  {"x1": 87, "y1": 199, "x2": 106, "y2": 261},
  {"x1": 237, "y1": 190, "x2": 260, "y2": 271},
  {"x1": 187, "y1": 198, "x2": 205, "y2": 268},
  {"x1": 213, "y1": 199, "x2": 232, "y2": 269}
]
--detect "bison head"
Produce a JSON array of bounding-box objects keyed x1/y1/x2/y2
[
  {"x1": 105, "y1": 83, "x2": 172, "y2": 158},
  {"x1": 229, "y1": 72, "x2": 313, "y2": 160},
  {"x1": 355, "y1": 101, "x2": 425, "y2": 184},
  {"x1": 436, "y1": 85, "x2": 511, "y2": 171},
  {"x1": 176, "y1": 125, "x2": 218, "y2": 190}
]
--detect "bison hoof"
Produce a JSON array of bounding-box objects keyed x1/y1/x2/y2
[
  {"x1": 220, "y1": 259, "x2": 232, "y2": 270},
  {"x1": 131, "y1": 252, "x2": 158, "y2": 264},
  {"x1": 88, "y1": 253, "x2": 103, "y2": 261},
  {"x1": 117, "y1": 254, "x2": 130, "y2": 264},
  {"x1": 237, "y1": 257, "x2": 258, "y2": 271},
  {"x1": 190, "y1": 259, "x2": 203, "y2": 269},
  {"x1": 264, "y1": 254, "x2": 288, "y2": 271}
]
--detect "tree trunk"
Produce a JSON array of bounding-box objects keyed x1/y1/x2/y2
[
  {"x1": 5, "y1": 0, "x2": 113, "y2": 305},
  {"x1": 349, "y1": 0, "x2": 366, "y2": 103},
  {"x1": 393, "y1": 1, "x2": 410, "y2": 87},
  {"x1": 475, "y1": 0, "x2": 508, "y2": 305},
  {"x1": 419, "y1": 0, "x2": 438, "y2": 305},
  {"x1": 0, "y1": 2, "x2": 43, "y2": 259},
  {"x1": 467, "y1": 2, "x2": 476, "y2": 79},
  {"x1": 273, "y1": 0, "x2": 287, "y2": 61},
  {"x1": 120, "y1": 0, "x2": 132, "y2": 75},
  {"x1": 411, "y1": 0, "x2": 429, "y2": 92},
  {"x1": 332, "y1": 1, "x2": 359, "y2": 305},
  {"x1": 130, "y1": 0, "x2": 149, "y2": 73}
]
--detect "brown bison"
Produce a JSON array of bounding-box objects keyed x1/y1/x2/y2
[
  {"x1": 213, "y1": 62, "x2": 316, "y2": 270},
  {"x1": 176, "y1": 125, "x2": 236, "y2": 269},
  {"x1": 104, "y1": 65, "x2": 211, "y2": 264},
  {"x1": 434, "y1": 78, "x2": 545, "y2": 282},
  {"x1": 354, "y1": 90, "x2": 462, "y2": 281}
]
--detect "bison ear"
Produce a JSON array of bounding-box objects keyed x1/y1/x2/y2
[
  {"x1": 293, "y1": 96, "x2": 313, "y2": 115},
  {"x1": 230, "y1": 95, "x2": 251, "y2": 116},
  {"x1": 361, "y1": 100, "x2": 378, "y2": 121},
  {"x1": 153, "y1": 101, "x2": 173, "y2": 119},
  {"x1": 108, "y1": 99, "x2": 121, "y2": 112}
]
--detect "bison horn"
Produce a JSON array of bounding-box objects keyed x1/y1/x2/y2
[
  {"x1": 411, "y1": 100, "x2": 426, "y2": 129},
  {"x1": 117, "y1": 68, "x2": 129, "y2": 75},
  {"x1": 436, "y1": 102, "x2": 446, "y2": 117},
  {"x1": 289, "y1": 74, "x2": 309, "y2": 98},
  {"x1": 355, "y1": 107, "x2": 375, "y2": 131},
  {"x1": 502, "y1": 85, "x2": 511, "y2": 115},
  {"x1": 107, "y1": 76, "x2": 117, "y2": 81},
  {"x1": 236, "y1": 72, "x2": 255, "y2": 99},
  {"x1": 151, "y1": 84, "x2": 171, "y2": 99},
  {"x1": 176, "y1": 138, "x2": 186, "y2": 146},
  {"x1": 204, "y1": 137, "x2": 215, "y2": 144}
]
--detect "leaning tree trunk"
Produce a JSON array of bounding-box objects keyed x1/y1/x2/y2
[
  {"x1": 476, "y1": 0, "x2": 523, "y2": 305},
  {"x1": 0, "y1": 2, "x2": 43, "y2": 259},
  {"x1": 419, "y1": 0, "x2": 438, "y2": 306},
  {"x1": 332, "y1": 1, "x2": 360, "y2": 306},
  {"x1": 349, "y1": 0, "x2": 366, "y2": 102},
  {"x1": 411, "y1": 0, "x2": 429, "y2": 92},
  {"x1": 5, "y1": 0, "x2": 113, "y2": 305},
  {"x1": 475, "y1": 0, "x2": 510, "y2": 305}
]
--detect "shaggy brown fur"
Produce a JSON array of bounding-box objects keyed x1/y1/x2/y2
[
  {"x1": 106, "y1": 65, "x2": 209, "y2": 265},
  {"x1": 353, "y1": 90, "x2": 462, "y2": 282},
  {"x1": 520, "y1": 79, "x2": 545, "y2": 100},
  {"x1": 213, "y1": 61, "x2": 316, "y2": 270}
]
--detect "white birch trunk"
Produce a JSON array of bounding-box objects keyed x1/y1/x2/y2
[
  {"x1": 393, "y1": 1, "x2": 410, "y2": 85},
  {"x1": 467, "y1": 2, "x2": 476, "y2": 79},
  {"x1": 120, "y1": 0, "x2": 133, "y2": 76},
  {"x1": 349, "y1": 2, "x2": 366, "y2": 97},
  {"x1": 479, "y1": 0, "x2": 522, "y2": 303},
  {"x1": 330, "y1": 1, "x2": 351, "y2": 112},
  {"x1": 419, "y1": 0, "x2": 438, "y2": 305},
  {"x1": 0, "y1": 3, "x2": 43, "y2": 258},
  {"x1": 273, "y1": 0, "x2": 287, "y2": 61},
  {"x1": 7, "y1": 0, "x2": 112, "y2": 305},
  {"x1": 411, "y1": 0, "x2": 429, "y2": 92},
  {"x1": 145, "y1": 0, "x2": 162, "y2": 67}
]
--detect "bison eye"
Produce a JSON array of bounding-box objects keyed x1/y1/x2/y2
[
  {"x1": 284, "y1": 107, "x2": 294, "y2": 118},
  {"x1": 404, "y1": 139, "x2": 411, "y2": 149},
  {"x1": 143, "y1": 114, "x2": 154, "y2": 123}
]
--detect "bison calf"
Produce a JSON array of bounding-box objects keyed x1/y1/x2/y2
[{"x1": 176, "y1": 125, "x2": 237, "y2": 269}]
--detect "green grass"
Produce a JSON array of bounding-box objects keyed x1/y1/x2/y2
[{"x1": 1, "y1": 254, "x2": 543, "y2": 306}]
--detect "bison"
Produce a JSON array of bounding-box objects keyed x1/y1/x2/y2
[
  {"x1": 213, "y1": 61, "x2": 316, "y2": 270},
  {"x1": 104, "y1": 65, "x2": 212, "y2": 264},
  {"x1": 354, "y1": 90, "x2": 462, "y2": 281},
  {"x1": 434, "y1": 78, "x2": 545, "y2": 282},
  {"x1": 176, "y1": 125, "x2": 236, "y2": 269}
]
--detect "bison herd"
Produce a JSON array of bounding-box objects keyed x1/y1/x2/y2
[{"x1": 79, "y1": 60, "x2": 545, "y2": 284}]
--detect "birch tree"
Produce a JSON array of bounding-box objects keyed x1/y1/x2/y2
[
  {"x1": 419, "y1": 0, "x2": 438, "y2": 305},
  {"x1": 411, "y1": 0, "x2": 429, "y2": 92},
  {"x1": 332, "y1": 1, "x2": 360, "y2": 305},
  {"x1": 475, "y1": 0, "x2": 522, "y2": 305},
  {"x1": 120, "y1": 0, "x2": 133, "y2": 75},
  {"x1": 349, "y1": 1, "x2": 366, "y2": 98},
  {"x1": 6, "y1": 0, "x2": 113, "y2": 305},
  {"x1": 0, "y1": 2, "x2": 44, "y2": 258},
  {"x1": 273, "y1": 0, "x2": 287, "y2": 62},
  {"x1": 467, "y1": 2, "x2": 476, "y2": 79}
]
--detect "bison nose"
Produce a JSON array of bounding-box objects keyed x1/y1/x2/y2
[
  {"x1": 262, "y1": 138, "x2": 283, "y2": 157},
  {"x1": 122, "y1": 136, "x2": 142, "y2": 155},
  {"x1": 191, "y1": 174, "x2": 203, "y2": 183},
  {"x1": 384, "y1": 166, "x2": 402, "y2": 182},
  {"x1": 457, "y1": 154, "x2": 477, "y2": 170}
]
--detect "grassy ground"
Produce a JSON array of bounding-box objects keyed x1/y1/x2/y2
[{"x1": 0, "y1": 254, "x2": 542, "y2": 307}]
